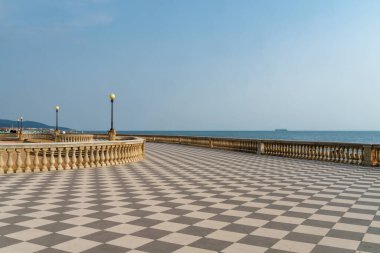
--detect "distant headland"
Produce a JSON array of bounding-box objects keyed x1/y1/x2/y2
[{"x1": 0, "y1": 119, "x2": 71, "y2": 131}]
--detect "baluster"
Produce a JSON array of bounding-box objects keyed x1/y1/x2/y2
[
  {"x1": 15, "y1": 149, "x2": 23, "y2": 173},
  {"x1": 64, "y1": 147, "x2": 70, "y2": 170},
  {"x1": 323, "y1": 146, "x2": 328, "y2": 161},
  {"x1": 90, "y1": 146, "x2": 95, "y2": 167},
  {"x1": 353, "y1": 148, "x2": 358, "y2": 165},
  {"x1": 83, "y1": 146, "x2": 90, "y2": 168},
  {"x1": 308, "y1": 145, "x2": 312, "y2": 159},
  {"x1": 344, "y1": 147, "x2": 349, "y2": 163},
  {"x1": 348, "y1": 147, "x2": 353, "y2": 164},
  {"x1": 105, "y1": 146, "x2": 110, "y2": 166},
  {"x1": 109, "y1": 146, "x2": 115, "y2": 165},
  {"x1": 57, "y1": 148, "x2": 63, "y2": 170},
  {"x1": 0, "y1": 149, "x2": 4, "y2": 174},
  {"x1": 41, "y1": 148, "x2": 48, "y2": 172},
  {"x1": 95, "y1": 146, "x2": 101, "y2": 167},
  {"x1": 78, "y1": 147, "x2": 84, "y2": 168},
  {"x1": 33, "y1": 148, "x2": 40, "y2": 172},
  {"x1": 6, "y1": 149, "x2": 15, "y2": 173},
  {"x1": 119, "y1": 145, "x2": 124, "y2": 163},
  {"x1": 24, "y1": 148, "x2": 32, "y2": 173},
  {"x1": 100, "y1": 146, "x2": 106, "y2": 166},
  {"x1": 335, "y1": 146, "x2": 341, "y2": 162},
  {"x1": 358, "y1": 148, "x2": 364, "y2": 165},
  {"x1": 128, "y1": 146, "x2": 132, "y2": 162},
  {"x1": 126, "y1": 145, "x2": 130, "y2": 162},
  {"x1": 114, "y1": 145, "x2": 119, "y2": 165},
  {"x1": 71, "y1": 147, "x2": 77, "y2": 169},
  {"x1": 132, "y1": 146, "x2": 135, "y2": 161},
  {"x1": 317, "y1": 146, "x2": 321, "y2": 160},
  {"x1": 50, "y1": 147, "x2": 56, "y2": 171}
]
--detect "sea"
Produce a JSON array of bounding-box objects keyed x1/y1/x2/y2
[{"x1": 112, "y1": 131, "x2": 380, "y2": 145}]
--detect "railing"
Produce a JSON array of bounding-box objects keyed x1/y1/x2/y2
[
  {"x1": 22, "y1": 133, "x2": 55, "y2": 141},
  {"x1": 56, "y1": 134, "x2": 94, "y2": 142},
  {"x1": 119, "y1": 134, "x2": 379, "y2": 167},
  {"x1": 0, "y1": 137, "x2": 144, "y2": 174}
]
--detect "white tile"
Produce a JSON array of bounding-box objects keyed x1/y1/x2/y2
[
  {"x1": 53, "y1": 238, "x2": 100, "y2": 253},
  {"x1": 108, "y1": 235, "x2": 152, "y2": 249}
]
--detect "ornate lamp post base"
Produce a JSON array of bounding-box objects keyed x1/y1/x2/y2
[
  {"x1": 108, "y1": 129, "x2": 117, "y2": 141},
  {"x1": 19, "y1": 131, "x2": 24, "y2": 141},
  {"x1": 54, "y1": 129, "x2": 60, "y2": 142}
]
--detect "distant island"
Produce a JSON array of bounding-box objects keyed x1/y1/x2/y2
[
  {"x1": 0, "y1": 119, "x2": 71, "y2": 131},
  {"x1": 275, "y1": 129, "x2": 288, "y2": 132}
]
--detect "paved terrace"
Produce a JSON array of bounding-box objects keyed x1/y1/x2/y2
[{"x1": 0, "y1": 143, "x2": 380, "y2": 253}]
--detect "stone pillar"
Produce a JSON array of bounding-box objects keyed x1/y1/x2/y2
[
  {"x1": 257, "y1": 142, "x2": 264, "y2": 155},
  {"x1": 363, "y1": 145, "x2": 377, "y2": 167},
  {"x1": 108, "y1": 129, "x2": 116, "y2": 141},
  {"x1": 54, "y1": 130, "x2": 60, "y2": 142}
]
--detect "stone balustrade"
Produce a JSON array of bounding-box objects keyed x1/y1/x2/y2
[
  {"x1": 0, "y1": 137, "x2": 144, "y2": 174},
  {"x1": 56, "y1": 134, "x2": 94, "y2": 142},
  {"x1": 119, "y1": 134, "x2": 380, "y2": 167},
  {"x1": 22, "y1": 133, "x2": 55, "y2": 141}
]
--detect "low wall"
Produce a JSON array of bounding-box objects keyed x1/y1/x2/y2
[
  {"x1": 0, "y1": 137, "x2": 145, "y2": 174},
  {"x1": 118, "y1": 134, "x2": 380, "y2": 167}
]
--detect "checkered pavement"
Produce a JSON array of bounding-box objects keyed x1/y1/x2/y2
[{"x1": 0, "y1": 142, "x2": 380, "y2": 253}]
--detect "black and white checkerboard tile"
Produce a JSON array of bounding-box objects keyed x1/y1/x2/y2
[{"x1": 0, "y1": 143, "x2": 380, "y2": 253}]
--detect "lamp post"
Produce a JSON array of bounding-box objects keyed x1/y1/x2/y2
[
  {"x1": 20, "y1": 117, "x2": 23, "y2": 132},
  {"x1": 18, "y1": 117, "x2": 24, "y2": 140},
  {"x1": 55, "y1": 106, "x2": 60, "y2": 137},
  {"x1": 17, "y1": 118, "x2": 20, "y2": 132},
  {"x1": 108, "y1": 93, "x2": 116, "y2": 140}
]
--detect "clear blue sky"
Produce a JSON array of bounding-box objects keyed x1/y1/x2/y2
[{"x1": 1, "y1": 0, "x2": 379, "y2": 131}]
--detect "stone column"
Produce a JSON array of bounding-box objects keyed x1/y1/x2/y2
[{"x1": 363, "y1": 145, "x2": 377, "y2": 167}]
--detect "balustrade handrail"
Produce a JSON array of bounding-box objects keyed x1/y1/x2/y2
[
  {"x1": 116, "y1": 134, "x2": 379, "y2": 167},
  {"x1": 0, "y1": 137, "x2": 145, "y2": 174}
]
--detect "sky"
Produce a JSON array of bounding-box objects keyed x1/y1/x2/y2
[{"x1": 0, "y1": 0, "x2": 380, "y2": 131}]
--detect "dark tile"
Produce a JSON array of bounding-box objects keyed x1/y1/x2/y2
[
  {"x1": 132, "y1": 228, "x2": 170, "y2": 240},
  {"x1": 283, "y1": 211, "x2": 312, "y2": 219},
  {"x1": 367, "y1": 227, "x2": 380, "y2": 234},
  {"x1": 170, "y1": 216, "x2": 202, "y2": 225},
  {"x1": 339, "y1": 217, "x2": 371, "y2": 226},
  {"x1": 0, "y1": 236, "x2": 22, "y2": 248},
  {"x1": 210, "y1": 214, "x2": 239, "y2": 223},
  {"x1": 44, "y1": 214, "x2": 77, "y2": 222},
  {"x1": 223, "y1": 223, "x2": 256, "y2": 234},
  {"x1": 190, "y1": 238, "x2": 232, "y2": 252},
  {"x1": 85, "y1": 220, "x2": 119, "y2": 230},
  {"x1": 178, "y1": 226, "x2": 215, "y2": 237},
  {"x1": 263, "y1": 221, "x2": 297, "y2": 231},
  {"x1": 247, "y1": 213, "x2": 276, "y2": 220},
  {"x1": 302, "y1": 219, "x2": 335, "y2": 228},
  {"x1": 0, "y1": 225, "x2": 29, "y2": 235},
  {"x1": 81, "y1": 244, "x2": 127, "y2": 253},
  {"x1": 126, "y1": 210, "x2": 155, "y2": 218},
  {"x1": 238, "y1": 235, "x2": 279, "y2": 248},
  {"x1": 137, "y1": 240, "x2": 182, "y2": 253},
  {"x1": 3, "y1": 215, "x2": 31, "y2": 224},
  {"x1": 83, "y1": 231, "x2": 123, "y2": 243},
  {"x1": 198, "y1": 207, "x2": 225, "y2": 214},
  {"x1": 284, "y1": 232, "x2": 322, "y2": 244},
  {"x1": 311, "y1": 245, "x2": 355, "y2": 253},
  {"x1": 163, "y1": 208, "x2": 191, "y2": 216},
  {"x1": 36, "y1": 249, "x2": 68, "y2": 253},
  {"x1": 265, "y1": 249, "x2": 295, "y2": 253},
  {"x1": 85, "y1": 211, "x2": 116, "y2": 220},
  {"x1": 37, "y1": 222, "x2": 74, "y2": 233},
  {"x1": 326, "y1": 229, "x2": 364, "y2": 241},
  {"x1": 129, "y1": 218, "x2": 162, "y2": 227},
  {"x1": 30, "y1": 233, "x2": 73, "y2": 247},
  {"x1": 358, "y1": 242, "x2": 380, "y2": 253}
]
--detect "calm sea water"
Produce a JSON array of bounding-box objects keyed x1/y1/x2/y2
[{"x1": 112, "y1": 131, "x2": 380, "y2": 144}]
